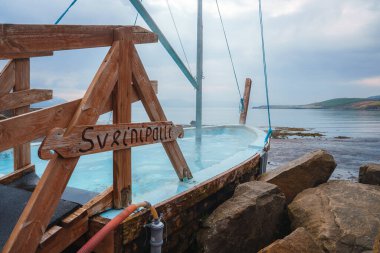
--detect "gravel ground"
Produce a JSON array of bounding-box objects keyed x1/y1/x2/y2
[{"x1": 267, "y1": 137, "x2": 380, "y2": 181}]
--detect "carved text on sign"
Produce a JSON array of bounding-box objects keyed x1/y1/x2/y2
[{"x1": 39, "y1": 121, "x2": 184, "y2": 159}]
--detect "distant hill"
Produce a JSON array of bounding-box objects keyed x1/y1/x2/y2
[{"x1": 254, "y1": 96, "x2": 380, "y2": 110}]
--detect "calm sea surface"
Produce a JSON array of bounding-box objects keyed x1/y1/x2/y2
[{"x1": 126, "y1": 106, "x2": 380, "y2": 139}]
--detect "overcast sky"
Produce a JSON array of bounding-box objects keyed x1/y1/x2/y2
[{"x1": 1, "y1": 0, "x2": 379, "y2": 106}]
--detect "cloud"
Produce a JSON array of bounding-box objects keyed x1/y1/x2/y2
[{"x1": 354, "y1": 76, "x2": 380, "y2": 87}]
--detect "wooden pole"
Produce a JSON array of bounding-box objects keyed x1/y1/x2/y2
[
  {"x1": 196, "y1": 0, "x2": 203, "y2": 141},
  {"x1": 113, "y1": 28, "x2": 133, "y2": 208},
  {"x1": 13, "y1": 58, "x2": 31, "y2": 170},
  {"x1": 239, "y1": 78, "x2": 252, "y2": 125}
]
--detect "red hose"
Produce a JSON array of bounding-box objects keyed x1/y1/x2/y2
[{"x1": 77, "y1": 204, "x2": 139, "y2": 253}]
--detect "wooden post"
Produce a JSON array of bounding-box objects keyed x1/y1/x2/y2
[
  {"x1": 13, "y1": 58, "x2": 31, "y2": 170},
  {"x1": 113, "y1": 28, "x2": 133, "y2": 208},
  {"x1": 3, "y1": 43, "x2": 119, "y2": 253},
  {"x1": 239, "y1": 78, "x2": 252, "y2": 125}
]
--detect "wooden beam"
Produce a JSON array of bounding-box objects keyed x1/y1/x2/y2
[
  {"x1": 239, "y1": 78, "x2": 252, "y2": 125},
  {"x1": 0, "y1": 81, "x2": 158, "y2": 152},
  {"x1": 13, "y1": 58, "x2": 31, "y2": 170},
  {"x1": 0, "y1": 60, "x2": 15, "y2": 97},
  {"x1": 0, "y1": 51, "x2": 53, "y2": 60},
  {"x1": 0, "y1": 24, "x2": 158, "y2": 56},
  {"x1": 0, "y1": 89, "x2": 52, "y2": 111},
  {"x1": 2, "y1": 42, "x2": 119, "y2": 253},
  {"x1": 39, "y1": 122, "x2": 184, "y2": 159},
  {"x1": 37, "y1": 215, "x2": 88, "y2": 253},
  {"x1": 131, "y1": 46, "x2": 193, "y2": 180},
  {"x1": 113, "y1": 28, "x2": 133, "y2": 208},
  {"x1": 0, "y1": 164, "x2": 35, "y2": 185}
]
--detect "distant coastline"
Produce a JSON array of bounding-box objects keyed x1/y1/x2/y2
[{"x1": 254, "y1": 95, "x2": 380, "y2": 110}]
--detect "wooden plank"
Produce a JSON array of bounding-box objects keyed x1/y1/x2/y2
[
  {"x1": 239, "y1": 78, "x2": 252, "y2": 125},
  {"x1": 0, "y1": 24, "x2": 158, "y2": 56},
  {"x1": 39, "y1": 122, "x2": 183, "y2": 159},
  {"x1": 0, "y1": 60, "x2": 15, "y2": 96},
  {"x1": 0, "y1": 81, "x2": 158, "y2": 152},
  {"x1": 131, "y1": 46, "x2": 193, "y2": 180},
  {"x1": 13, "y1": 58, "x2": 31, "y2": 170},
  {"x1": 0, "y1": 51, "x2": 53, "y2": 60},
  {"x1": 61, "y1": 187, "x2": 113, "y2": 227},
  {"x1": 0, "y1": 164, "x2": 35, "y2": 184},
  {"x1": 37, "y1": 215, "x2": 88, "y2": 253},
  {"x1": 2, "y1": 42, "x2": 119, "y2": 253},
  {"x1": 120, "y1": 153, "x2": 260, "y2": 244},
  {"x1": 113, "y1": 28, "x2": 133, "y2": 208},
  {"x1": 0, "y1": 89, "x2": 53, "y2": 111}
]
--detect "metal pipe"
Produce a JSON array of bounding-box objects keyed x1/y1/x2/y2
[
  {"x1": 196, "y1": 0, "x2": 203, "y2": 141},
  {"x1": 129, "y1": 0, "x2": 198, "y2": 89}
]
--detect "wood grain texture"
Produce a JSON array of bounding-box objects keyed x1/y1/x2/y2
[
  {"x1": 131, "y1": 46, "x2": 193, "y2": 180},
  {"x1": 0, "y1": 51, "x2": 53, "y2": 60},
  {"x1": 2, "y1": 43, "x2": 119, "y2": 253},
  {"x1": 39, "y1": 122, "x2": 183, "y2": 159},
  {"x1": 0, "y1": 164, "x2": 35, "y2": 184},
  {"x1": 239, "y1": 78, "x2": 252, "y2": 125},
  {"x1": 13, "y1": 58, "x2": 31, "y2": 170},
  {"x1": 0, "y1": 60, "x2": 15, "y2": 97},
  {"x1": 113, "y1": 28, "x2": 133, "y2": 208},
  {"x1": 0, "y1": 89, "x2": 52, "y2": 111},
  {"x1": 0, "y1": 24, "x2": 158, "y2": 56},
  {"x1": 0, "y1": 80, "x2": 158, "y2": 152}
]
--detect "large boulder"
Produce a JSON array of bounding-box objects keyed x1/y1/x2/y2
[
  {"x1": 288, "y1": 181, "x2": 380, "y2": 253},
  {"x1": 259, "y1": 227, "x2": 324, "y2": 253},
  {"x1": 259, "y1": 150, "x2": 336, "y2": 203},
  {"x1": 197, "y1": 181, "x2": 286, "y2": 253},
  {"x1": 359, "y1": 163, "x2": 380, "y2": 186}
]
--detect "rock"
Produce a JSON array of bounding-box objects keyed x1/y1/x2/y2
[
  {"x1": 259, "y1": 150, "x2": 336, "y2": 203},
  {"x1": 374, "y1": 232, "x2": 380, "y2": 253},
  {"x1": 259, "y1": 227, "x2": 324, "y2": 253},
  {"x1": 359, "y1": 163, "x2": 380, "y2": 186},
  {"x1": 288, "y1": 180, "x2": 380, "y2": 253},
  {"x1": 197, "y1": 181, "x2": 286, "y2": 253}
]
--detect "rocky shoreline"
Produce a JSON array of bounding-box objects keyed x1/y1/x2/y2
[{"x1": 196, "y1": 150, "x2": 380, "y2": 252}]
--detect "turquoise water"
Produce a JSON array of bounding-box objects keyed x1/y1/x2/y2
[{"x1": 0, "y1": 126, "x2": 265, "y2": 207}]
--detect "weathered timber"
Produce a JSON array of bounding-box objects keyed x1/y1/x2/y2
[
  {"x1": 120, "y1": 154, "x2": 260, "y2": 244},
  {"x1": 131, "y1": 46, "x2": 193, "y2": 180},
  {"x1": 0, "y1": 51, "x2": 53, "y2": 60},
  {"x1": 239, "y1": 78, "x2": 252, "y2": 125},
  {"x1": 89, "y1": 216, "x2": 123, "y2": 253},
  {"x1": 38, "y1": 122, "x2": 184, "y2": 159},
  {"x1": 0, "y1": 164, "x2": 35, "y2": 185},
  {"x1": 0, "y1": 60, "x2": 15, "y2": 96},
  {"x1": 113, "y1": 28, "x2": 133, "y2": 208},
  {"x1": 37, "y1": 215, "x2": 88, "y2": 253},
  {"x1": 2, "y1": 43, "x2": 119, "y2": 253},
  {"x1": 0, "y1": 89, "x2": 52, "y2": 111},
  {"x1": 13, "y1": 58, "x2": 31, "y2": 170},
  {"x1": 0, "y1": 24, "x2": 158, "y2": 56},
  {"x1": 0, "y1": 81, "x2": 158, "y2": 152}
]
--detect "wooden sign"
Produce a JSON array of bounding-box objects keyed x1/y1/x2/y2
[{"x1": 39, "y1": 121, "x2": 184, "y2": 160}]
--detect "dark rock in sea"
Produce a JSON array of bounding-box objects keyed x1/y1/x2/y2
[
  {"x1": 258, "y1": 227, "x2": 324, "y2": 253},
  {"x1": 359, "y1": 163, "x2": 380, "y2": 186},
  {"x1": 258, "y1": 150, "x2": 336, "y2": 203},
  {"x1": 288, "y1": 181, "x2": 380, "y2": 253},
  {"x1": 197, "y1": 181, "x2": 286, "y2": 253}
]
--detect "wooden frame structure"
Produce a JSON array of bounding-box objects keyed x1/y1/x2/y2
[{"x1": 0, "y1": 24, "x2": 192, "y2": 253}]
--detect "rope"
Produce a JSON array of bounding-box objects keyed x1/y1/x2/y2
[
  {"x1": 54, "y1": 0, "x2": 78, "y2": 24},
  {"x1": 166, "y1": 0, "x2": 192, "y2": 75},
  {"x1": 133, "y1": 0, "x2": 143, "y2": 25},
  {"x1": 258, "y1": 0, "x2": 272, "y2": 143},
  {"x1": 215, "y1": 0, "x2": 244, "y2": 112}
]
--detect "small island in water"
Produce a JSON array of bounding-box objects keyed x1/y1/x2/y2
[{"x1": 255, "y1": 95, "x2": 380, "y2": 110}]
